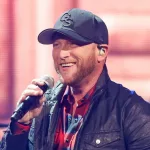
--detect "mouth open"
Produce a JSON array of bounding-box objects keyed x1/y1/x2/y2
[{"x1": 60, "y1": 62, "x2": 76, "y2": 67}]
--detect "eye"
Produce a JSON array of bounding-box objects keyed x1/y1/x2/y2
[{"x1": 53, "y1": 42, "x2": 59, "y2": 48}]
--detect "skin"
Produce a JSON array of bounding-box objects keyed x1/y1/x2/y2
[
  {"x1": 18, "y1": 38, "x2": 108, "y2": 124},
  {"x1": 52, "y1": 39, "x2": 108, "y2": 101}
]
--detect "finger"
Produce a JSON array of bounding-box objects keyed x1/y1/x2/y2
[
  {"x1": 17, "y1": 89, "x2": 43, "y2": 105},
  {"x1": 26, "y1": 84, "x2": 42, "y2": 91},
  {"x1": 39, "y1": 96, "x2": 46, "y2": 105},
  {"x1": 22, "y1": 89, "x2": 43, "y2": 97},
  {"x1": 31, "y1": 79, "x2": 45, "y2": 87}
]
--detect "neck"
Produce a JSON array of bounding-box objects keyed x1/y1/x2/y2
[{"x1": 70, "y1": 66, "x2": 103, "y2": 102}]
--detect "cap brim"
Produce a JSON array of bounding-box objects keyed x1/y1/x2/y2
[{"x1": 38, "y1": 28, "x2": 92, "y2": 45}]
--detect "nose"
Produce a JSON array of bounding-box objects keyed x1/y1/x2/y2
[{"x1": 60, "y1": 50, "x2": 70, "y2": 59}]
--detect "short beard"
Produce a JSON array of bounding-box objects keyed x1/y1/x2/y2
[{"x1": 63, "y1": 53, "x2": 96, "y2": 86}]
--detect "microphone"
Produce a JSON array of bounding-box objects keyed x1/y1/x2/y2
[{"x1": 11, "y1": 75, "x2": 54, "y2": 122}]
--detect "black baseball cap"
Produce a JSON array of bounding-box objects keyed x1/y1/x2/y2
[{"x1": 38, "y1": 8, "x2": 108, "y2": 45}]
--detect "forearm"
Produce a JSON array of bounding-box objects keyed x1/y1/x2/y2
[
  {"x1": 0, "y1": 122, "x2": 30, "y2": 150},
  {"x1": 1, "y1": 130, "x2": 29, "y2": 150}
]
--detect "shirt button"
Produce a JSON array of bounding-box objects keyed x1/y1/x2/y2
[
  {"x1": 96, "y1": 139, "x2": 101, "y2": 144},
  {"x1": 75, "y1": 118, "x2": 78, "y2": 122},
  {"x1": 81, "y1": 99, "x2": 84, "y2": 102}
]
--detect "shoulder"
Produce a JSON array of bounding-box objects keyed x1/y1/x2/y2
[{"x1": 107, "y1": 80, "x2": 150, "y2": 111}]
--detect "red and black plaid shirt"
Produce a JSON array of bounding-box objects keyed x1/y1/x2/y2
[
  {"x1": 54, "y1": 85, "x2": 96, "y2": 150},
  {"x1": 12, "y1": 85, "x2": 96, "y2": 150}
]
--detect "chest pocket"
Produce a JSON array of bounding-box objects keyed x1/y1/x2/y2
[{"x1": 83, "y1": 131, "x2": 121, "y2": 149}]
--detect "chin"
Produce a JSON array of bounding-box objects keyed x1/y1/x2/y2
[{"x1": 59, "y1": 76, "x2": 75, "y2": 86}]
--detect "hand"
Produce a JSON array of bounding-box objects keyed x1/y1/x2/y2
[{"x1": 16, "y1": 78, "x2": 46, "y2": 124}]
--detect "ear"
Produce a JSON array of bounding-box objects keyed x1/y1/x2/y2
[{"x1": 97, "y1": 44, "x2": 109, "y2": 63}]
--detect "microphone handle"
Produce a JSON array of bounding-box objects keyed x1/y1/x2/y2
[{"x1": 11, "y1": 83, "x2": 48, "y2": 122}]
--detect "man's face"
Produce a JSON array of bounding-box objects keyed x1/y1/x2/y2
[{"x1": 52, "y1": 38, "x2": 97, "y2": 86}]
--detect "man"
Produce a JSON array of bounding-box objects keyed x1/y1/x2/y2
[{"x1": 1, "y1": 8, "x2": 150, "y2": 150}]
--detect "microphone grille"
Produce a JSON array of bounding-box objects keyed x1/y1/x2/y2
[{"x1": 41, "y1": 75, "x2": 54, "y2": 88}]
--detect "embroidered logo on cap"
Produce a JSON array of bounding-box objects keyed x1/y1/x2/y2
[{"x1": 60, "y1": 13, "x2": 73, "y2": 27}]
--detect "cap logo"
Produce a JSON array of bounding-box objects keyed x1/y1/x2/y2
[{"x1": 60, "y1": 13, "x2": 73, "y2": 27}]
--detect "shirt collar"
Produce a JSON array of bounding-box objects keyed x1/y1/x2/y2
[{"x1": 62, "y1": 85, "x2": 96, "y2": 107}]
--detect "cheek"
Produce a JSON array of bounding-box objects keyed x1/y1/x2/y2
[
  {"x1": 52, "y1": 52, "x2": 59, "y2": 70},
  {"x1": 52, "y1": 50, "x2": 59, "y2": 61}
]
